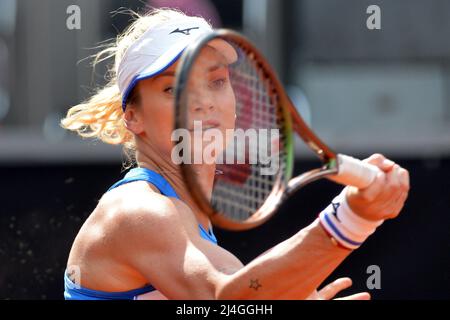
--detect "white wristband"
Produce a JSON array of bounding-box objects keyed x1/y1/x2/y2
[{"x1": 319, "y1": 188, "x2": 384, "y2": 250}]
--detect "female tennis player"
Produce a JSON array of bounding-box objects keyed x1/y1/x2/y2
[{"x1": 61, "y1": 8, "x2": 409, "y2": 300}]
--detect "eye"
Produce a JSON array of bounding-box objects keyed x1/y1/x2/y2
[
  {"x1": 210, "y1": 78, "x2": 227, "y2": 90},
  {"x1": 164, "y1": 86, "x2": 174, "y2": 95}
]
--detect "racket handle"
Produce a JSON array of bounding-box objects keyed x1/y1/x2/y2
[{"x1": 332, "y1": 154, "x2": 381, "y2": 190}]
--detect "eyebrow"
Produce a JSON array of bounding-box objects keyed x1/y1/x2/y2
[{"x1": 208, "y1": 63, "x2": 228, "y2": 72}]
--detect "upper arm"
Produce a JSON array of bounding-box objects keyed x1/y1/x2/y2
[{"x1": 114, "y1": 194, "x2": 243, "y2": 299}]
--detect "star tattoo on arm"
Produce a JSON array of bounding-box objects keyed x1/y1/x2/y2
[{"x1": 249, "y1": 279, "x2": 262, "y2": 291}]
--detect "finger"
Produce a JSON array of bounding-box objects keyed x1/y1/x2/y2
[
  {"x1": 355, "y1": 169, "x2": 386, "y2": 203},
  {"x1": 364, "y1": 153, "x2": 385, "y2": 166},
  {"x1": 335, "y1": 292, "x2": 371, "y2": 300},
  {"x1": 380, "y1": 158, "x2": 395, "y2": 172},
  {"x1": 319, "y1": 277, "x2": 353, "y2": 300},
  {"x1": 384, "y1": 164, "x2": 402, "y2": 196},
  {"x1": 398, "y1": 167, "x2": 410, "y2": 191},
  {"x1": 385, "y1": 185, "x2": 409, "y2": 219},
  {"x1": 393, "y1": 167, "x2": 409, "y2": 199},
  {"x1": 364, "y1": 154, "x2": 395, "y2": 172},
  {"x1": 378, "y1": 164, "x2": 411, "y2": 218},
  {"x1": 376, "y1": 166, "x2": 404, "y2": 212},
  {"x1": 305, "y1": 290, "x2": 320, "y2": 300}
]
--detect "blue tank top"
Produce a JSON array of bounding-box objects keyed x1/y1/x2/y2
[{"x1": 64, "y1": 167, "x2": 217, "y2": 300}]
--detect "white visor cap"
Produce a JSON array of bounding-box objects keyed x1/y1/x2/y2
[{"x1": 117, "y1": 16, "x2": 238, "y2": 110}]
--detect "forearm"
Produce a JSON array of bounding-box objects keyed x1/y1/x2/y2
[{"x1": 216, "y1": 219, "x2": 351, "y2": 299}]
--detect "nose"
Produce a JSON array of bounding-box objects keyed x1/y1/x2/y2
[
  {"x1": 192, "y1": 103, "x2": 215, "y2": 114},
  {"x1": 188, "y1": 88, "x2": 216, "y2": 115}
]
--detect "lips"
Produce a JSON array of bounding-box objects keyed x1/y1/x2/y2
[
  {"x1": 203, "y1": 119, "x2": 221, "y2": 128},
  {"x1": 188, "y1": 119, "x2": 221, "y2": 131}
]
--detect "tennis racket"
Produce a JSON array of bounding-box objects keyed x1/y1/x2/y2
[{"x1": 173, "y1": 30, "x2": 380, "y2": 231}]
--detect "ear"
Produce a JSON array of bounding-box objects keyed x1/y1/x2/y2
[{"x1": 123, "y1": 107, "x2": 145, "y2": 135}]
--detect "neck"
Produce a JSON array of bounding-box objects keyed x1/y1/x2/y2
[{"x1": 134, "y1": 138, "x2": 216, "y2": 231}]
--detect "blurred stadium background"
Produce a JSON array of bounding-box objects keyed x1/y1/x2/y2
[{"x1": 0, "y1": 0, "x2": 449, "y2": 299}]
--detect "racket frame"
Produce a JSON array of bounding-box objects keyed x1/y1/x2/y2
[{"x1": 174, "y1": 29, "x2": 341, "y2": 230}]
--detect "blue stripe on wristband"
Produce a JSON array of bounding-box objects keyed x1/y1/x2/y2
[{"x1": 323, "y1": 213, "x2": 363, "y2": 247}]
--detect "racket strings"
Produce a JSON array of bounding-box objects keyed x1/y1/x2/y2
[{"x1": 210, "y1": 43, "x2": 290, "y2": 221}]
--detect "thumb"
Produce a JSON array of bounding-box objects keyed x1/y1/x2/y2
[{"x1": 364, "y1": 153, "x2": 394, "y2": 173}]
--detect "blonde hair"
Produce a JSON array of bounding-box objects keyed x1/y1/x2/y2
[{"x1": 60, "y1": 8, "x2": 193, "y2": 168}]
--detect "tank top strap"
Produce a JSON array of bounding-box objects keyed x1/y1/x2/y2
[{"x1": 108, "y1": 167, "x2": 179, "y2": 199}]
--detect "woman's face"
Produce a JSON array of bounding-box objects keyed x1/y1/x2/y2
[{"x1": 135, "y1": 45, "x2": 236, "y2": 162}]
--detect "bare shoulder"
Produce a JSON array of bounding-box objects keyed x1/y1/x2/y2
[
  {"x1": 98, "y1": 181, "x2": 197, "y2": 239},
  {"x1": 68, "y1": 181, "x2": 194, "y2": 267},
  {"x1": 67, "y1": 181, "x2": 198, "y2": 290}
]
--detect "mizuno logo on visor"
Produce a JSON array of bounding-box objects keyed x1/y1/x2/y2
[{"x1": 170, "y1": 27, "x2": 200, "y2": 35}]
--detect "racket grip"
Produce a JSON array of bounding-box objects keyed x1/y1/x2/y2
[{"x1": 332, "y1": 154, "x2": 381, "y2": 190}]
